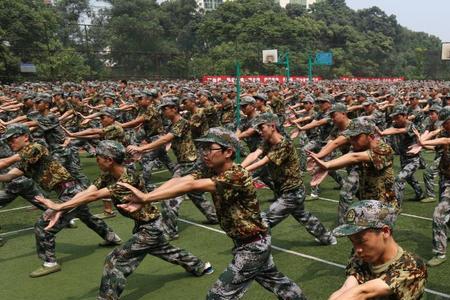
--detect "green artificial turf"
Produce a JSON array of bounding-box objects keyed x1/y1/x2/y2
[{"x1": 0, "y1": 151, "x2": 449, "y2": 300}]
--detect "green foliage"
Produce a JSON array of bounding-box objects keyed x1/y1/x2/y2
[{"x1": 1, "y1": 0, "x2": 449, "y2": 81}]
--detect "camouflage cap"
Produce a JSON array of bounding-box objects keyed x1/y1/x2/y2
[
  {"x1": 198, "y1": 89, "x2": 211, "y2": 98},
  {"x1": 157, "y1": 96, "x2": 178, "y2": 110},
  {"x1": 96, "y1": 140, "x2": 125, "y2": 162},
  {"x1": 71, "y1": 91, "x2": 83, "y2": 98},
  {"x1": 240, "y1": 95, "x2": 256, "y2": 106},
  {"x1": 428, "y1": 104, "x2": 442, "y2": 113},
  {"x1": 180, "y1": 93, "x2": 196, "y2": 104},
  {"x1": 316, "y1": 95, "x2": 333, "y2": 103},
  {"x1": 252, "y1": 112, "x2": 279, "y2": 128},
  {"x1": 389, "y1": 105, "x2": 408, "y2": 118},
  {"x1": 143, "y1": 88, "x2": 158, "y2": 98},
  {"x1": 439, "y1": 107, "x2": 450, "y2": 122},
  {"x1": 254, "y1": 93, "x2": 268, "y2": 102},
  {"x1": 408, "y1": 92, "x2": 421, "y2": 99},
  {"x1": 329, "y1": 103, "x2": 348, "y2": 114},
  {"x1": 33, "y1": 93, "x2": 52, "y2": 104},
  {"x1": 98, "y1": 107, "x2": 117, "y2": 119},
  {"x1": 362, "y1": 97, "x2": 377, "y2": 106},
  {"x1": 302, "y1": 95, "x2": 315, "y2": 104},
  {"x1": 2, "y1": 123, "x2": 30, "y2": 140},
  {"x1": 102, "y1": 92, "x2": 116, "y2": 99},
  {"x1": 333, "y1": 200, "x2": 397, "y2": 237},
  {"x1": 342, "y1": 118, "x2": 374, "y2": 137},
  {"x1": 195, "y1": 127, "x2": 240, "y2": 152},
  {"x1": 22, "y1": 93, "x2": 35, "y2": 101}
]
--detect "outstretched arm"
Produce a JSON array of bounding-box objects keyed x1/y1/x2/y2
[
  {"x1": 308, "y1": 150, "x2": 370, "y2": 170},
  {"x1": 241, "y1": 149, "x2": 263, "y2": 168},
  {"x1": 329, "y1": 278, "x2": 391, "y2": 300},
  {"x1": 0, "y1": 154, "x2": 21, "y2": 170},
  {"x1": 245, "y1": 156, "x2": 270, "y2": 172},
  {"x1": 315, "y1": 135, "x2": 349, "y2": 159},
  {"x1": 0, "y1": 167, "x2": 24, "y2": 182},
  {"x1": 117, "y1": 176, "x2": 216, "y2": 203}
]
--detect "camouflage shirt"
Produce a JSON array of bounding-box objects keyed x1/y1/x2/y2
[
  {"x1": 140, "y1": 105, "x2": 164, "y2": 138},
  {"x1": 438, "y1": 130, "x2": 450, "y2": 179},
  {"x1": 346, "y1": 246, "x2": 427, "y2": 300},
  {"x1": 93, "y1": 167, "x2": 160, "y2": 223},
  {"x1": 390, "y1": 121, "x2": 418, "y2": 157},
  {"x1": 269, "y1": 96, "x2": 285, "y2": 116},
  {"x1": 260, "y1": 137, "x2": 303, "y2": 193},
  {"x1": 103, "y1": 122, "x2": 125, "y2": 144},
  {"x1": 169, "y1": 117, "x2": 197, "y2": 163},
  {"x1": 18, "y1": 143, "x2": 72, "y2": 192},
  {"x1": 187, "y1": 107, "x2": 209, "y2": 139},
  {"x1": 191, "y1": 163, "x2": 268, "y2": 240},
  {"x1": 30, "y1": 113, "x2": 66, "y2": 151},
  {"x1": 239, "y1": 115, "x2": 262, "y2": 152},
  {"x1": 221, "y1": 99, "x2": 235, "y2": 125},
  {"x1": 360, "y1": 141, "x2": 396, "y2": 207},
  {"x1": 203, "y1": 103, "x2": 221, "y2": 128}
]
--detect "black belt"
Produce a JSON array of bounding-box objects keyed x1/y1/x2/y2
[{"x1": 233, "y1": 232, "x2": 267, "y2": 246}]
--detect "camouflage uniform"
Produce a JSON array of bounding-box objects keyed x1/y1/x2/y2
[
  {"x1": 159, "y1": 113, "x2": 217, "y2": 238},
  {"x1": 345, "y1": 248, "x2": 427, "y2": 300},
  {"x1": 422, "y1": 109, "x2": 442, "y2": 199},
  {"x1": 29, "y1": 111, "x2": 90, "y2": 187},
  {"x1": 0, "y1": 140, "x2": 44, "y2": 210},
  {"x1": 431, "y1": 125, "x2": 450, "y2": 256},
  {"x1": 309, "y1": 106, "x2": 343, "y2": 195},
  {"x1": 190, "y1": 161, "x2": 305, "y2": 300},
  {"x1": 337, "y1": 120, "x2": 397, "y2": 222},
  {"x1": 333, "y1": 200, "x2": 427, "y2": 300},
  {"x1": 259, "y1": 134, "x2": 335, "y2": 244},
  {"x1": 202, "y1": 102, "x2": 221, "y2": 128},
  {"x1": 391, "y1": 121, "x2": 423, "y2": 206},
  {"x1": 16, "y1": 141, "x2": 116, "y2": 264},
  {"x1": 220, "y1": 99, "x2": 235, "y2": 130},
  {"x1": 93, "y1": 157, "x2": 208, "y2": 300},
  {"x1": 137, "y1": 104, "x2": 175, "y2": 191}
]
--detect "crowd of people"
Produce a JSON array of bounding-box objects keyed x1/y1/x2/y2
[{"x1": 0, "y1": 78, "x2": 449, "y2": 299}]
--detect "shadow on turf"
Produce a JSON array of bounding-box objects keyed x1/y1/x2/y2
[{"x1": 70, "y1": 272, "x2": 197, "y2": 300}]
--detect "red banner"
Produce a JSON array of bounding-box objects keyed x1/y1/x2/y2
[
  {"x1": 340, "y1": 77, "x2": 404, "y2": 82},
  {"x1": 201, "y1": 75, "x2": 321, "y2": 84}
]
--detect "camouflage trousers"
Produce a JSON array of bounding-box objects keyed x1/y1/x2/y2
[
  {"x1": 140, "y1": 137, "x2": 175, "y2": 191},
  {"x1": 161, "y1": 162, "x2": 218, "y2": 238},
  {"x1": 265, "y1": 188, "x2": 333, "y2": 244},
  {"x1": 0, "y1": 176, "x2": 44, "y2": 210},
  {"x1": 337, "y1": 166, "x2": 360, "y2": 225},
  {"x1": 97, "y1": 219, "x2": 207, "y2": 300},
  {"x1": 207, "y1": 234, "x2": 306, "y2": 300},
  {"x1": 432, "y1": 178, "x2": 450, "y2": 255},
  {"x1": 303, "y1": 141, "x2": 343, "y2": 195},
  {"x1": 34, "y1": 183, "x2": 115, "y2": 263},
  {"x1": 423, "y1": 156, "x2": 441, "y2": 198},
  {"x1": 394, "y1": 156, "x2": 423, "y2": 207},
  {"x1": 53, "y1": 146, "x2": 91, "y2": 188}
]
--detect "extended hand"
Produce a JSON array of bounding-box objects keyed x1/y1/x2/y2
[
  {"x1": 35, "y1": 195, "x2": 61, "y2": 211},
  {"x1": 117, "y1": 202, "x2": 143, "y2": 213},
  {"x1": 117, "y1": 182, "x2": 147, "y2": 202}
]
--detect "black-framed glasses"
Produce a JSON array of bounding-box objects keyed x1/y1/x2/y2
[{"x1": 201, "y1": 146, "x2": 223, "y2": 154}]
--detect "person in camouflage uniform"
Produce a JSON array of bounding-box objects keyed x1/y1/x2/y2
[
  {"x1": 242, "y1": 113, "x2": 336, "y2": 245},
  {"x1": 0, "y1": 138, "x2": 45, "y2": 247},
  {"x1": 217, "y1": 89, "x2": 236, "y2": 130},
  {"x1": 119, "y1": 127, "x2": 306, "y2": 300},
  {"x1": 329, "y1": 200, "x2": 427, "y2": 300},
  {"x1": 36, "y1": 140, "x2": 213, "y2": 300},
  {"x1": 0, "y1": 124, "x2": 121, "y2": 277},
  {"x1": 254, "y1": 93, "x2": 273, "y2": 114},
  {"x1": 28, "y1": 94, "x2": 91, "y2": 188},
  {"x1": 310, "y1": 104, "x2": 361, "y2": 224},
  {"x1": 421, "y1": 104, "x2": 442, "y2": 203},
  {"x1": 380, "y1": 106, "x2": 424, "y2": 206},
  {"x1": 127, "y1": 97, "x2": 217, "y2": 239},
  {"x1": 417, "y1": 107, "x2": 450, "y2": 267},
  {"x1": 360, "y1": 97, "x2": 386, "y2": 130},
  {"x1": 295, "y1": 96, "x2": 343, "y2": 199},
  {"x1": 65, "y1": 107, "x2": 128, "y2": 218},
  {"x1": 267, "y1": 86, "x2": 286, "y2": 126},
  {"x1": 180, "y1": 93, "x2": 209, "y2": 139},
  {"x1": 308, "y1": 118, "x2": 398, "y2": 213},
  {"x1": 120, "y1": 90, "x2": 175, "y2": 192},
  {"x1": 197, "y1": 89, "x2": 221, "y2": 128}
]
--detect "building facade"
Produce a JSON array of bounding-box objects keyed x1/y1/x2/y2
[{"x1": 277, "y1": 0, "x2": 323, "y2": 8}]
